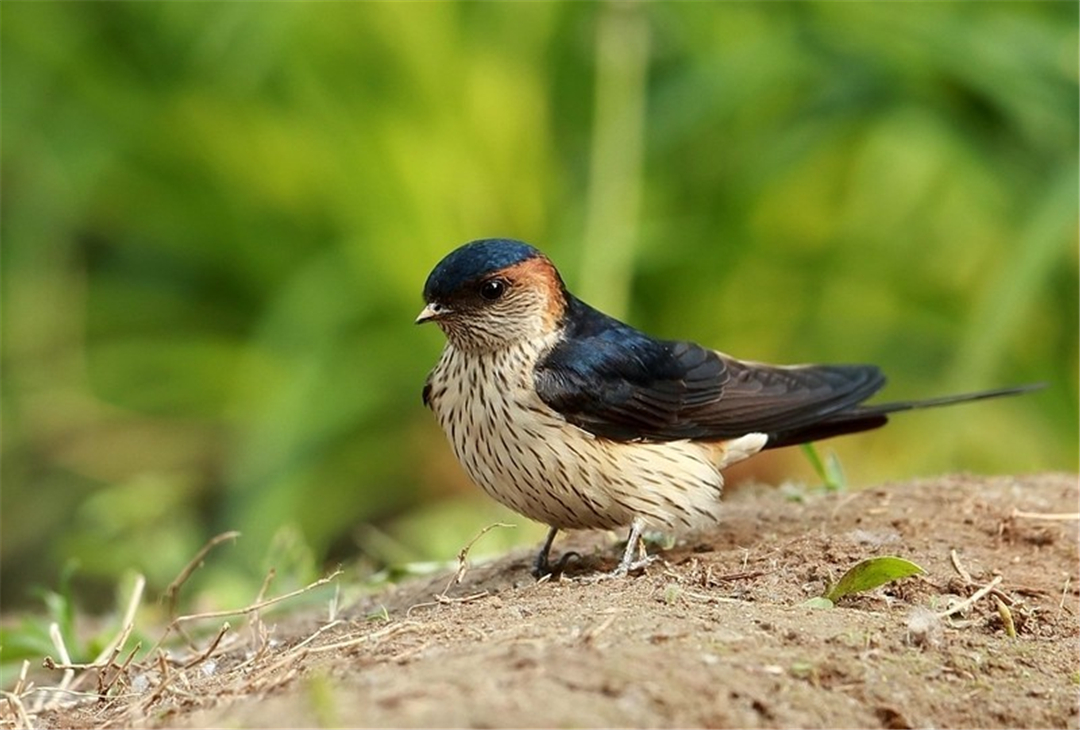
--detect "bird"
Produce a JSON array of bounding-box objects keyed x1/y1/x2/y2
[{"x1": 416, "y1": 238, "x2": 1039, "y2": 577}]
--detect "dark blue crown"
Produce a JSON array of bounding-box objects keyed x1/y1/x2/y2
[{"x1": 423, "y1": 239, "x2": 543, "y2": 302}]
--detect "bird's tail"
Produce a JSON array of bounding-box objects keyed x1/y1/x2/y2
[{"x1": 764, "y1": 383, "x2": 1045, "y2": 450}]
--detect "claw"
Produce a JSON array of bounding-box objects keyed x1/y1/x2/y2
[
  {"x1": 610, "y1": 553, "x2": 656, "y2": 577},
  {"x1": 532, "y1": 519, "x2": 655, "y2": 579},
  {"x1": 536, "y1": 550, "x2": 581, "y2": 578},
  {"x1": 532, "y1": 526, "x2": 579, "y2": 578},
  {"x1": 612, "y1": 517, "x2": 651, "y2": 576}
]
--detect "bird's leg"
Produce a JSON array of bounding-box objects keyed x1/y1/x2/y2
[
  {"x1": 532, "y1": 526, "x2": 559, "y2": 576},
  {"x1": 612, "y1": 517, "x2": 655, "y2": 576},
  {"x1": 532, "y1": 526, "x2": 579, "y2": 578}
]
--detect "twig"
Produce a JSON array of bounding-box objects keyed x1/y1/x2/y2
[
  {"x1": 950, "y1": 549, "x2": 1017, "y2": 607},
  {"x1": 1058, "y1": 575, "x2": 1072, "y2": 615},
  {"x1": 936, "y1": 575, "x2": 1004, "y2": 620},
  {"x1": 39, "y1": 623, "x2": 75, "y2": 711},
  {"x1": 442, "y1": 522, "x2": 515, "y2": 595},
  {"x1": 243, "y1": 648, "x2": 309, "y2": 692},
  {"x1": 949, "y1": 549, "x2": 974, "y2": 584},
  {"x1": 406, "y1": 600, "x2": 440, "y2": 616},
  {"x1": 236, "y1": 621, "x2": 272, "y2": 674},
  {"x1": 139, "y1": 652, "x2": 173, "y2": 713},
  {"x1": 99, "y1": 642, "x2": 142, "y2": 698},
  {"x1": 3, "y1": 662, "x2": 33, "y2": 729},
  {"x1": 303, "y1": 621, "x2": 423, "y2": 655},
  {"x1": 93, "y1": 575, "x2": 145, "y2": 666},
  {"x1": 41, "y1": 658, "x2": 99, "y2": 672},
  {"x1": 174, "y1": 570, "x2": 342, "y2": 624},
  {"x1": 582, "y1": 613, "x2": 618, "y2": 644},
  {"x1": 284, "y1": 620, "x2": 344, "y2": 655},
  {"x1": 1, "y1": 690, "x2": 34, "y2": 730},
  {"x1": 149, "y1": 570, "x2": 342, "y2": 656},
  {"x1": 327, "y1": 581, "x2": 341, "y2": 623},
  {"x1": 182, "y1": 623, "x2": 230, "y2": 669},
  {"x1": 12, "y1": 660, "x2": 30, "y2": 698},
  {"x1": 677, "y1": 590, "x2": 749, "y2": 605},
  {"x1": 708, "y1": 569, "x2": 767, "y2": 583},
  {"x1": 84, "y1": 613, "x2": 138, "y2": 699},
  {"x1": 163, "y1": 531, "x2": 241, "y2": 618},
  {"x1": 42, "y1": 626, "x2": 139, "y2": 687},
  {"x1": 248, "y1": 569, "x2": 276, "y2": 660},
  {"x1": 1010, "y1": 509, "x2": 1080, "y2": 521},
  {"x1": 434, "y1": 591, "x2": 489, "y2": 605},
  {"x1": 253, "y1": 569, "x2": 276, "y2": 605}
]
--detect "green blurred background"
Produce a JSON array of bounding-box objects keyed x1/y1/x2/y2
[{"x1": 3, "y1": 2, "x2": 1077, "y2": 612}]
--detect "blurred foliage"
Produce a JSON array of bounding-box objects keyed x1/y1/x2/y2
[{"x1": 2, "y1": 2, "x2": 1077, "y2": 614}]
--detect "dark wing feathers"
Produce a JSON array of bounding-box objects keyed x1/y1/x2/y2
[
  {"x1": 702, "y1": 357, "x2": 886, "y2": 435},
  {"x1": 533, "y1": 296, "x2": 887, "y2": 445},
  {"x1": 764, "y1": 382, "x2": 1044, "y2": 450}
]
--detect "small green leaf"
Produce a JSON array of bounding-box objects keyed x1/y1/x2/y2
[
  {"x1": 801, "y1": 596, "x2": 835, "y2": 610},
  {"x1": 824, "y1": 556, "x2": 925, "y2": 603}
]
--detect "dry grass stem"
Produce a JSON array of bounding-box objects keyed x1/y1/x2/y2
[
  {"x1": 1010, "y1": 509, "x2": 1080, "y2": 521},
  {"x1": 434, "y1": 591, "x2": 489, "y2": 605},
  {"x1": 678, "y1": 590, "x2": 748, "y2": 605},
  {"x1": 253, "y1": 569, "x2": 276, "y2": 606},
  {"x1": 244, "y1": 649, "x2": 309, "y2": 693},
  {"x1": 936, "y1": 575, "x2": 1004, "y2": 620},
  {"x1": 582, "y1": 613, "x2": 618, "y2": 644},
  {"x1": 163, "y1": 531, "x2": 241, "y2": 618},
  {"x1": 12, "y1": 660, "x2": 30, "y2": 698},
  {"x1": 99, "y1": 642, "x2": 142, "y2": 698},
  {"x1": 949, "y1": 549, "x2": 974, "y2": 584},
  {"x1": 2, "y1": 662, "x2": 34, "y2": 730},
  {"x1": 1, "y1": 690, "x2": 34, "y2": 730},
  {"x1": 444, "y1": 522, "x2": 516, "y2": 594},
  {"x1": 181, "y1": 623, "x2": 230, "y2": 669},
  {"x1": 304, "y1": 621, "x2": 423, "y2": 656},
  {"x1": 137, "y1": 652, "x2": 174, "y2": 714},
  {"x1": 27, "y1": 561, "x2": 345, "y2": 725},
  {"x1": 327, "y1": 582, "x2": 341, "y2": 623},
  {"x1": 148, "y1": 570, "x2": 343, "y2": 656},
  {"x1": 39, "y1": 623, "x2": 75, "y2": 711},
  {"x1": 95, "y1": 575, "x2": 145, "y2": 667},
  {"x1": 172, "y1": 570, "x2": 342, "y2": 625},
  {"x1": 245, "y1": 569, "x2": 276, "y2": 662},
  {"x1": 283, "y1": 620, "x2": 344, "y2": 655}
]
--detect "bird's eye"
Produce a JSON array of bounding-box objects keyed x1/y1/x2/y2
[{"x1": 479, "y1": 278, "x2": 507, "y2": 301}]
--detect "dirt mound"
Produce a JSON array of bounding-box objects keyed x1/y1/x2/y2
[{"x1": 24, "y1": 473, "x2": 1080, "y2": 729}]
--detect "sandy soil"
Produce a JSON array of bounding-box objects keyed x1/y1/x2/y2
[{"x1": 18, "y1": 472, "x2": 1080, "y2": 729}]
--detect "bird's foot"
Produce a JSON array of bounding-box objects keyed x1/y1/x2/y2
[
  {"x1": 533, "y1": 550, "x2": 581, "y2": 579},
  {"x1": 576, "y1": 553, "x2": 656, "y2": 584},
  {"x1": 608, "y1": 517, "x2": 653, "y2": 577},
  {"x1": 531, "y1": 526, "x2": 581, "y2": 578},
  {"x1": 610, "y1": 552, "x2": 657, "y2": 577}
]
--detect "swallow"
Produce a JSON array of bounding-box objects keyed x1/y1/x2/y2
[{"x1": 417, "y1": 238, "x2": 1039, "y2": 577}]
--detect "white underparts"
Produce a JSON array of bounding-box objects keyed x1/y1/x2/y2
[{"x1": 425, "y1": 337, "x2": 767, "y2": 534}]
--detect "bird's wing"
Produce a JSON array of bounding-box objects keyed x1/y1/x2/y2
[{"x1": 533, "y1": 298, "x2": 886, "y2": 443}]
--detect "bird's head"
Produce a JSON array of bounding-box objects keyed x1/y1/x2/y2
[{"x1": 417, "y1": 239, "x2": 567, "y2": 351}]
